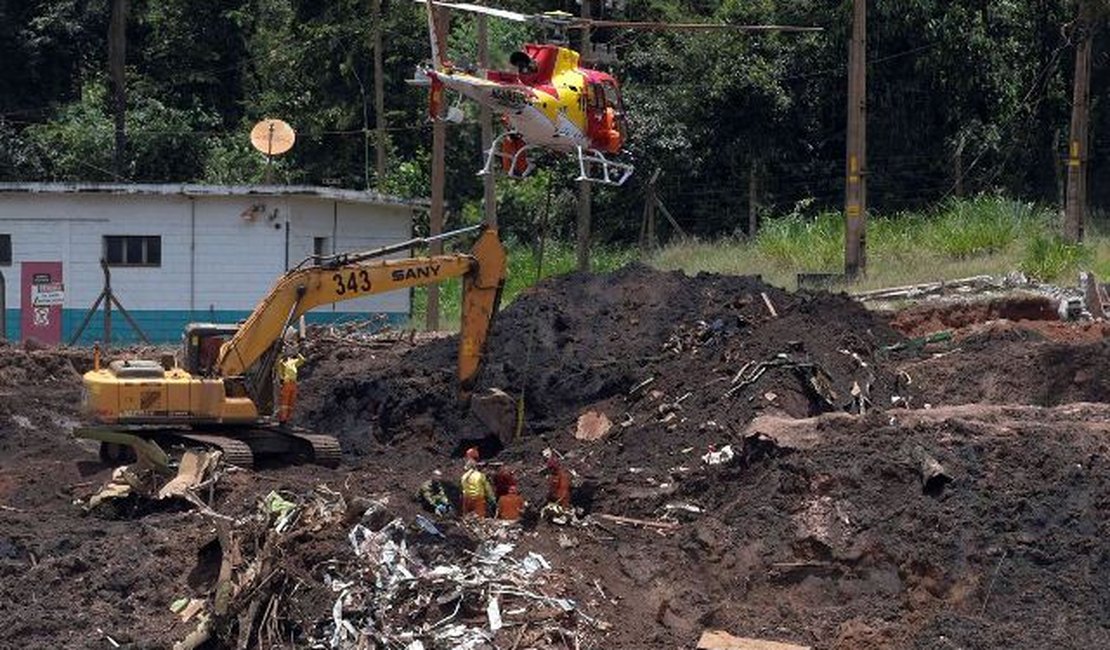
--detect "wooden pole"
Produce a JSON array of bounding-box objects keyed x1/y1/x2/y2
[
  {"x1": 748, "y1": 159, "x2": 761, "y2": 238},
  {"x1": 844, "y1": 0, "x2": 867, "y2": 278},
  {"x1": 372, "y1": 0, "x2": 387, "y2": 185},
  {"x1": 427, "y1": 7, "x2": 449, "y2": 330},
  {"x1": 640, "y1": 169, "x2": 660, "y2": 252},
  {"x1": 576, "y1": 0, "x2": 593, "y2": 272},
  {"x1": 1065, "y1": 1, "x2": 1094, "y2": 243},
  {"x1": 953, "y1": 133, "x2": 965, "y2": 197},
  {"x1": 108, "y1": 0, "x2": 129, "y2": 178},
  {"x1": 478, "y1": 6, "x2": 497, "y2": 227}
]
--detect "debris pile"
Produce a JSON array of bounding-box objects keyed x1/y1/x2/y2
[
  {"x1": 159, "y1": 483, "x2": 594, "y2": 650},
  {"x1": 299, "y1": 265, "x2": 907, "y2": 454},
  {"x1": 330, "y1": 519, "x2": 591, "y2": 649}
]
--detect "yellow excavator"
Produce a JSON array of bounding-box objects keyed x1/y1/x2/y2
[{"x1": 79, "y1": 224, "x2": 507, "y2": 467}]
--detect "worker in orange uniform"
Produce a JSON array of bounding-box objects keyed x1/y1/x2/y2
[
  {"x1": 460, "y1": 447, "x2": 495, "y2": 518},
  {"x1": 541, "y1": 452, "x2": 574, "y2": 524},
  {"x1": 545, "y1": 454, "x2": 572, "y2": 508},
  {"x1": 497, "y1": 484, "x2": 525, "y2": 521},
  {"x1": 277, "y1": 353, "x2": 306, "y2": 424},
  {"x1": 493, "y1": 465, "x2": 518, "y2": 499}
]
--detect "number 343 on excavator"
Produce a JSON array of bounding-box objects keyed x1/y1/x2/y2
[{"x1": 78, "y1": 225, "x2": 507, "y2": 468}]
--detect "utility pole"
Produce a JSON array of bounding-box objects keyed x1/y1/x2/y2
[
  {"x1": 640, "y1": 169, "x2": 661, "y2": 252},
  {"x1": 372, "y1": 0, "x2": 387, "y2": 184},
  {"x1": 478, "y1": 5, "x2": 497, "y2": 226},
  {"x1": 844, "y1": 0, "x2": 867, "y2": 278},
  {"x1": 108, "y1": 0, "x2": 129, "y2": 178},
  {"x1": 953, "y1": 133, "x2": 965, "y2": 197},
  {"x1": 576, "y1": 0, "x2": 593, "y2": 272},
  {"x1": 1065, "y1": 0, "x2": 1095, "y2": 243},
  {"x1": 748, "y1": 159, "x2": 761, "y2": 238},
  {"x1": 427, "y1": 7, "x2": 449, "y2": 330}
]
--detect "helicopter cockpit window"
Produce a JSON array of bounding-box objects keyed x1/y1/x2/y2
[
  {"x1": 601, "y1": 82, "x2": 622, "y2": 111},
  {"x1": 589, "y1": 82, "x2": 621, "y2": 112}
]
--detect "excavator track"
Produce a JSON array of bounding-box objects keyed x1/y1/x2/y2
[
  {"x1": 182, "y1": 427, "x2": 341, "y2": 468},
  {"x1": 176, "y1": 433, "x2": 256, "y2": 467},
  {"x1": 281, "y1": 430, "x2": 342, "y2": 467},
  {"x1": 77, "y1": 426, "x2": 340, "y2": 469}
]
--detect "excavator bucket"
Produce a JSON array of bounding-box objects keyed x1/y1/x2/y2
[{"x1": 458, "y1": 228, "x2": 507, "y2": 394}]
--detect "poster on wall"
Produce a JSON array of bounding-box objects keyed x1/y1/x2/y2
[{"x1": 21, "y1": 262, "x2": 64, "y2": 345}]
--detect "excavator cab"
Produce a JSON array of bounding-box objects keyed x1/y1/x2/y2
[{"x1": 181, "y1": 323, "x2": 241, "y2": 377}]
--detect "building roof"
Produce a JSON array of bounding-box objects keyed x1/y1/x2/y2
[{"x1": 0, "y1": 182, "x2": 427, "y2": 208}]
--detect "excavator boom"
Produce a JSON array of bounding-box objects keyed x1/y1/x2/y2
[{"x1": 218, "y1": 227, "x2": 506, "y2": 389}]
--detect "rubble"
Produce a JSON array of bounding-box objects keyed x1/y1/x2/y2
[
  {"x1": 7, "y1": 267, "x2": 1110, "y2": 648},
  {"x1": 574, "y1": 410, "x2": 613, "y2": 441}
]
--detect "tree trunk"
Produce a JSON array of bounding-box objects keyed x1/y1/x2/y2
[{"x1": 108, "y1": 0, "x2": 129, "y2": 178}]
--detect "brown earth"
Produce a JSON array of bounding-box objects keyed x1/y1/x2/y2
[{"x1": 1, "y1": 267, "x2": 1110, "y2": 649}]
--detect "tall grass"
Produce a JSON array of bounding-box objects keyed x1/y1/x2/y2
[{"x1": 654, "y1": 195, "x2": 1103, "y2": 289}]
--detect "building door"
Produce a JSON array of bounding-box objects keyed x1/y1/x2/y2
[{"x1": 21, "y1": 261, "x2": 64, "y2": 345}]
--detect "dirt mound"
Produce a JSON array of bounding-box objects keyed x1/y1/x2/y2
[
  {"x1": 298, "y1": 265, "x2": 906, "y2": 458},
  {"x1": 573, "y1": 404, "x2": 1110, "y2": 648},
  {"x1": 904, "y1": 336, "x2": 1110, "y2": 407}
]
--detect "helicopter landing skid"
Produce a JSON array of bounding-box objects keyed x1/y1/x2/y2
[
  {"x1": 479, "y1": 132, "x2": 537, "y2": 180},
  {"x1": 575, "y1": 146, "x2": 634, "y2": 186}
]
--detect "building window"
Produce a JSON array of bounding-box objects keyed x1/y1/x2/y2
[
  {"x1": 0, "y1": 234, "x2": 10, "y2": 266},
  {"x1": 104, "y1": 235, "x2": 161, "y2": 267}
]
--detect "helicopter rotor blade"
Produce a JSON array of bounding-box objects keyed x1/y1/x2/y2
[
  {"x1": 421, "y1": 0, "x2": 532, "y2": 23},
  {"x1": 416, "y1": 2, "x2": 821, "y2": 35},
  {"x1": 570, "y1": 20, "x2": 823, "y2": 33}
]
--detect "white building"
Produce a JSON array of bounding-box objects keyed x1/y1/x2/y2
[{"x1": 0, "y1": 183, "x2": 421, "y2": 344}]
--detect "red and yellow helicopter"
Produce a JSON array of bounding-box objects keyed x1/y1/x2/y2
[{"x1": 417, "y1": 1, "x2": 820, "y2": 185}]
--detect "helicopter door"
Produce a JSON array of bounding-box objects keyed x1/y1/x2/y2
[{"x1": 586, "y1": 81, "x2": 626, "y2": 153}]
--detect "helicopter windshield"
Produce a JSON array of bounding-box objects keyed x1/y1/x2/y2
[
  {"x1": 586, "y1": 80, "x2": 627, "y2": 153},
  {"x1": 588, "y1": 80, "x2": 622, "y2": 112}
]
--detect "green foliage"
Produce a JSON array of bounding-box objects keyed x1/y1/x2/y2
[
  {"x1": 24, "y1": 85, "x2": 116, "y2": 180},
  {"x1": 1020, "y1": 233, "x2": 1092, "y2": 282},
  {"x1": 0, "y1": 0, "x2": 1103, "y2": 254},
  {"x1": 919, "y1": 195, "x2": 1047, "y2": 259},
  {"x1": 25, "y1": 81, "x2": 219, "y2": 181},
  {"x1": 653, "y1": 195, "x2": 1093, "y2": 290},
  {"x1": 752, "y1": 202, "x2": 844, "y2": 270},
  {"x1": 202, "y1": 135, "x2": 271, "y2": 185}
]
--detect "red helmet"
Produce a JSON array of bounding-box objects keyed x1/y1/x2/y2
[
  {"x1": 465, "y1": 447, "x2": 480, "y2": 461},
  {"x1": 546, "y1": 454, "x2": 560, "y2": 470}
]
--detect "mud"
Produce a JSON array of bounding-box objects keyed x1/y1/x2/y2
[{"x1": 2, "y1": 267, "x2": 1110, "y2": 648}]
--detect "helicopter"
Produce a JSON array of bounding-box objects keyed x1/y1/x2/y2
[{"x1": 416, "y1": 1, "x2": 820, "y2": 186}]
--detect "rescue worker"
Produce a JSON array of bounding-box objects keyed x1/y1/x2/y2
[
  {"x1": 277, "y1": 353, "x2": 306, "y2": 424},
  {"x1": 460, "y1": 447, "x2": 495, "y2": 518},
  {"x1": 497, "y1": 484, "x2": 525, "y2": 521},
  {"x1": 545, "y1": 454, "x2": 572, "y2": 509},
  {"x1": 418, "y1": 479, "x2": 453, "y2": 516},
  {"x1": 493, "y1": 465, "x2": 518, "y2": 499},
  {"x1": 540, "y1": 452, "x2": 574, "y2": 524}
]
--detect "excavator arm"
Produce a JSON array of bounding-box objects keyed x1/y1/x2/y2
[{"x1": 216, "y1": 226, "x2": 506, "y2": 391}]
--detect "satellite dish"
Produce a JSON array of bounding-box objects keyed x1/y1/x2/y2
[{"x1": 250, "y1": 119, "x2": 296, "y2": 156}]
